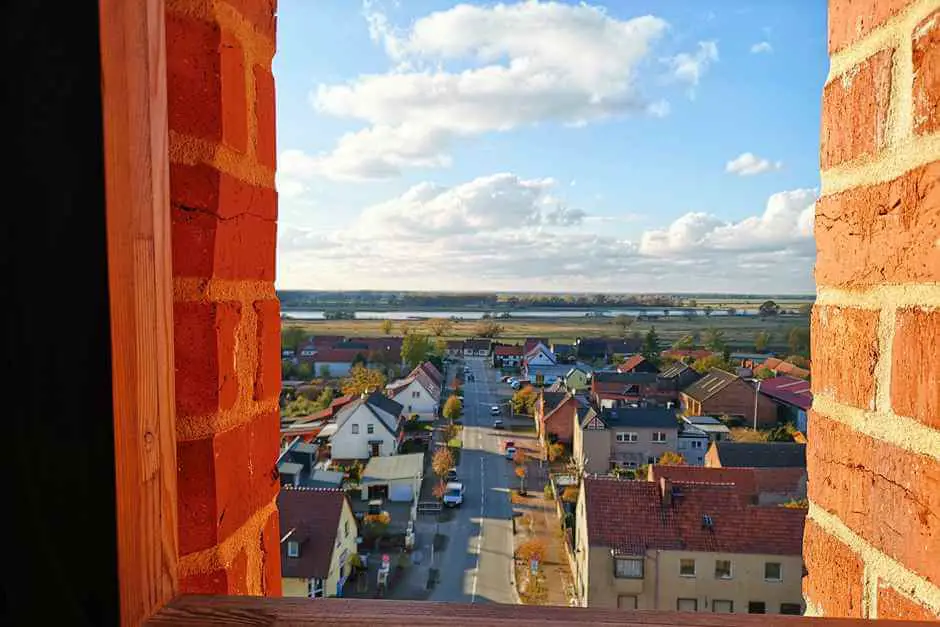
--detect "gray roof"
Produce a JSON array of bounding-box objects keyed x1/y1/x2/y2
[
  {"x1": 278, "y1": 461, "x2": 304, "y2": 475},
  {"x1": 601, "y1": 407, "x2": 679, "y2": 429},
  {"x1": 659, "y1": 362, "x2": 692, "y2": 378},
  {"x1": 684, "y1": 415, "x2": 723, "y2": 425},
  {"x1": 592, "y1": 371, "x2": 659, "y2": 384},
  {"x1": 577, "y1": 405, "x2": 600, "y2": 428},
  {"x1": 333, "y1": 392, "x2": 403, "y2": 436},
  {"x1": 361, "y1": 453, "x2": 425, "y2": 482},
  {"x1": 541, "y1": 391, "x2": 568, "y2": 413},
  {"x1": 308, "y1": 469, "x2": 344, "y2": 487},
  {"x1": 681, "y1": 368, "x2": 739, "y2": 401},
  {"x1": 711, "y1": 442, "x2": 807, "y2": 468},
  {"x1": 367, "y1": 390, "x2": 404, "y2": 418}
]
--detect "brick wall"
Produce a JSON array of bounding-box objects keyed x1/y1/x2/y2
[
  {"x1": 807, "y1": 0, "x2": 940, "y2": 619},
  {"x1": 165, "y1": 0, "x2": 281, "y2": 596}
]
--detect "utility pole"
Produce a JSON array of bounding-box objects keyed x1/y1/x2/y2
[{"x1": 753, "y1": 378, "x2": 761, "y2": 430}]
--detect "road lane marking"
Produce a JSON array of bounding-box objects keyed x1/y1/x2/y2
[{"x1": 471, "y1": 454, "x2": 485, "y2": 603}]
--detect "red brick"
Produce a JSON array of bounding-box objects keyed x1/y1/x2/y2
[
  {"x1": 821, "y1": 49, "x2": 893, "y2": 169},
  {"x1": 171, "y1": 209, "x2": 276, "y2": 281},
  {"x1": 807, "y1": 412, "x2": 940, "y2": 585},
  {"x1": 913, "y1": 9, "x2": 940, "y2": 135},
  {"x1": 253, "y1": 66, "x2": 277, "y2": 169},
  {"x1": 170, "y1": 163, "x2": 276, "y2": 221},
  {"x1": 892, "y1": 308, "x2": 940, "y2": 428},
  {"x1": 253, "y1": 299, "x2": 281, "y2": 401},
  {"x1": 260, "y1": 510, "x2": 282, "y2": 597},
  {"x1": 829, "y1": 0, "x2": 911, "y2": 53},
  {"x1": 803, "y1": 518, "x2": 864, "y2": 618},
  {"x1": 179, "y1": 550, "x2": 249, "y2": 595},
  {"x1": 248, "y1": 410, "x2": 280, "y2": 511},
  {"x1": 811, "y1": 306, "x2": 879, "y2": 410},
  {"x1": 815, "y1": 162, "x2": 940, "y2": 287},
  {"x1": 166, "y1": 16, "x2": 248, "y2": 149},
  {"x1": 878, "y1": 581, "x2": 939, "y2": 620},
  {"x1": 174, "y1": 301, "x2": 241, "y2": 417},
  {"x1": 225, "y1": 0, "x2": 277, "y2": 40}
]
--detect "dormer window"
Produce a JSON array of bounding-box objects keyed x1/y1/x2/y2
[{"x1": 287, "y1": 540, "x2": 300, "y2": 558}]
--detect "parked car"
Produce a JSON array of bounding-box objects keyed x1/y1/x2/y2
[
  {"x1": 493, "y1": 419, "x2": 504, "y2": 429},
  {"x1": 490, "y1": 405, "x2": 501, "y2": 416},
  {"x1": 443, "y1": 482, "x2": 464, "y2": 507},
  {"x1": 500, "y1": 375, "x2": 512, "y2": 383},
  {"x1": 505, "y1": 446, "x2": 517, "y2": 460},
  {"x1": 504, "y1": 440, "x2": 515, "y2": 451},
  {"x1": 445, "y1": 468, "x2": 458, "y2": 482}
]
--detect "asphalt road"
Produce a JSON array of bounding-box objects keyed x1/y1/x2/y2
[{"x1": 429, "y1": 356, "x2": 519, "y2": 605}]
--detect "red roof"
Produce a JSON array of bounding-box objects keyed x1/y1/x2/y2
[
  {"x1": 523, "y1": 337, "x2": 548, "y2": 354},
  {"x1": 495, "y1": 345, "x2": 523, "y2": 356},
  {"x1": 648, "y1": 465, "x2": 806, "y2": 504},
  {"x1": 618, "y1": 355, "x2": 647, "y2": 372},
  {"x1": 763, "y1": 358, "x2": 811, "y2": 379},
  {"x1": 313, "y1": 348, "x2": 367, "y2": 363},
  {"x1": 759, "y1": 375, "x2": 812, "y2": 410},
  {"x1": 583, "y1": 476, "x2": 805, "y2": 556},
  {"x1": 330, "y1": 394, "x2": 355, "y2": 410},
  {"x1": 416, "y1": 361, "x2": 443, "y2": 386},
  {"x1": 278, "y1": 488, "x2": 351, "y2": 579}
]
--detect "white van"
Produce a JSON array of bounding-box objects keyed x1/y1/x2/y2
[{"x1": 443, "y1": 482, "x2": 464, "y2": 507}]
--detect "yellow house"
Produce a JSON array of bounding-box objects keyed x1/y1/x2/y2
[
  {"x1": 278, "y1": 487, "x2": 359, "y2": 598},
  {"x1": 574, "y1": 476, "x2": 805, "y2": 614}
]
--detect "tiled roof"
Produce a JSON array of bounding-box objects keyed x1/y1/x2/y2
[
  {"x1": 495, "y1": 345, "x2": 523, "y2": 356},
  {"x1": 592, "y1": 371, "x2": 659, "y2": 384},
  {"x1": 312, "y1": 348, "x2": 368, "y2": 363},
  {"x1": 366, "y1": 391, "x2": 404, "y2": 422},
  {"x1": 763, "y1": 358, "x2": 810, "y2": 379},
  {"x1": 601, "y1": 407, "x2": 679, "y2": 429},
  {"x1": 617, "y1": 355, "x2": 649, "y2": 372},
  {"x1": 710, "y1": 442, "x2": 807, "y2": 468},
  {"x1": 278, "y1": 487, "x2": 349, "y2": 579},
  {"x1": 330, "y1": 394, "x2": 355, "y2": 410},
  {"x1": 583, "y1": 476, "x2": 805, "y2": 556},
  {"x1": 759, "y1": 375, "x2": 812, "y2": 410},
  {"x1": 524, "y1": 337, "x2": 549, "y2": 354},
  {"x1": 445, "y1": 340, "x2": 463, "y2": 349},
  {"x1": 463, "y1": 338, "x2": 491, "y2": 350},
  {"x1": 680, "y1": 368, "x2": 738, "y2": 402},
  {"x1": 417, "y1": 361, "x2": 443, "y2": 385},
  {"x1": 332, "y1": 392, "x2": 403, "y2": 436},
  {"x1": 648, "y1": 465, "x2": 806, "y2": 503},
  {"x1": 659, "y1": 362, "x2": 692, "y2": 378}
]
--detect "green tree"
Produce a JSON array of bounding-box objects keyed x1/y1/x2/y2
[
  {"x1": 787, "y1": 326, "x2": 810, "y2": 356},
  {"x1": 704, "y1": 327, "x2": 727, "y2": 352},
  {"x1": 759, "y1": 300, "x2": 780, "y2": 317},
  {"x1": 658, "y1": 451, "x2": 686, "y2": 465},
  {"x1": 641, "y1": 327, "x2": 661, "y2": 363},
  {"x1": 314, "y1": 387, "x2": 334, "y2": 410},
  {"x1": 351, "y1": 352, "x2": 367, "y2": 367},
  {"x1": 282, "y1": 396, "x2": 320, "y2": 418},
  {"x1": 380, "y1": 319, "x2": 393, "y2": 335},
  {"x1": 672, "y1": 334, "x2": 695, "y2": 350},
  {"x1": 691, "y1": 354, "x2": 735, "y2": 375},
  {"x1": 612, "y1": 314, "x2": 634, "y2": 336},
  {"x1": 402, "y1": 332, "x2": 434, "y2": 369},
  {"x1": 785, "y1": 354, "x2": 811, "y2": 369},
  {"x1": 754, "y1": 366, "x2": 775, "y2": 380},
  {"x1": 442, "y1": 396, "x2": 463, "y2": 422},
  {"x1": 281, "y1": 326, "x2": 307, "y2": 351},
  {"x1": 318, "y1": 364, "x2": 332, "y2": 379},
  {"x1": 754, "y1": 330, "x2": 772, "y2": 353},
  {"x1": 341, "y1": 365, "x2": 386, "y2": 396},
  {"x1": 511, "y1": 386, "x2": 539, "y2": 415}
]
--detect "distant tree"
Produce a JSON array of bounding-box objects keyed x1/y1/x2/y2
[
  {"x1": 672, "y1": 334, "x2": 695, "y2": 350},
  {"x1": 658, "y1": 451, "x2": 686, "y2": 466},
  {"x1": 380, "y1": 319, "x2": 393, "y2": 335},
  {"x1": 511, "y1": 386, "x2": 539, "y2": 415},
  {"x1": 754, "y1": 366, "x2": 775, "y2": 380},
  {"x1": 691, "y1": 354, "x2": 734, "y2": 375},
  {"x1": 426, "y1": 318, "x2": 452, "y2": 336},
  {"x1": 641, "y1": 327, "x2": 661, "y2": 363},
  {"x1": 294, "y1": 361, "x2": 313, "y2": 380},
  {"x1": 759, "y1": 300, "x2": 780, "y2": 317},
  {"x1": 443, "y1": 395, "x2": 463, "y2": 422},
  {"x1": 402, "y1": 332, "x2": 434, "y2": 369},
  {"x1": 314, "y1": 387, "x2": 334, "y2": 409},
  {"x1": 612, "y1": 314, "x2": 634, "y2": 336},
  {"x1": 282, "y1": 395, "x2": 320, "y2": 418},
  {"x1": 341, "y1": 365, "x2": 386, "y2": 396},
  {"x1": 787, "y1": 326, "x2": 810, "y2": 356},
  {"x1": 427, "y1": 354, "x2": 444, "y2": 373},
  {"x1": 474, "y1": 320, "x2": 505, "y2": 338},
  {"x1": 704, "y1": 327, "x2": 727, "y2": 352},
  {"x1": 318, "y1": 364, "x2": 332, "y2": 379},
  {"x1": 351, "y1": 352, "x2": 367, "y2": 367},
  {"x1": 281, "y1": 326, "x2": 307, "y2": 351},
  {"x1": 754, "y1": 330, "x2": 772, "y2": 353}
]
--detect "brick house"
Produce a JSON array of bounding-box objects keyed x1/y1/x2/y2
[
  {"x1": 679, "y1": 369, "x2": 777, "y2": 427},
  {"x1": 705, "y1": 442, "x2": 807, "y2": 470},
  {"x1": 535, "y1": 391, "x2": 581, "y2": 445},
  {"x1": 591, "y1": 371, "x2": 678, "y2": 408},
  {"x1": 617, "y1": 355, "x2": 660, "y2": 374},
  {"x1": 647, "y1": 465, "x2": 807, "y2": 506}
]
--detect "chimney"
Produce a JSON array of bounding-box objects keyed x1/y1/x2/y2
[{"x1": 659, "y1": 477, "x2": 672, "y2": 507}]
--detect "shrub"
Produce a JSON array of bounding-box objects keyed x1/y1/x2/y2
[{"x1": 543, "y1": 484, "x2": 554, "y2": 500}]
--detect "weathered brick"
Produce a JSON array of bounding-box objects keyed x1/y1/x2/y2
[
  {"x1": 174, "y1": 301, "x2": 241, "y2": 417},
  {"x1": 260, "y1": 509, "x2": 282, "y2": 597},
  {"x1": 829, "y1": 0, "x2": 911, "y2": 53},
  {"x1": 179, "y1": 549, "x2": 249, "y2": 595},
  {"x1": 815, "y1": 162, "x2": 940, "y2": 287},
  {"x1": 811, "y1": 306, "x2": 879, "y2": 410},
  {"x1": 170, "y1": 163, "x2": 276, "y2": 221},
  {"x1": 807, "y1": 412, "x2": 940, "y2": 585},
  {"x1": 913, "y1": 9, "x2": 940, "y2": 136},
  {"x1": 821, "y1": 49, "x2": 893, "y2": 169},
  {"x1": 248, "y1": 410, "x2": 280, "y2": 511},
  {"x1": 253, "y1": 66, "x2": 277, "y2": 169},
  {"x1": 166, "y1": 16, "x2": 247, "y2": 150},
  {"x1": 892, "y1": 308, "x2": 940, "y2": 428},
  {"x1": 253, "y1": 299, "x2": 281, "y2": 401},
  {"x1": 878, "y1": 581, "x2": 939, "y2": 620},
  {"x1": 803, "y1": 518, "x2": 864, "y2": 618},
  {"x1": 225, "y1": 0, "x2": 277, "y2": 40},
  {"x1": 171, "y1": 208, "x2": 277, "y2": 281}
]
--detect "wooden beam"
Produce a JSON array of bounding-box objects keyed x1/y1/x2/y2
[{"x1": 99, "y1": 0, "x2": 178, "y2": 623}]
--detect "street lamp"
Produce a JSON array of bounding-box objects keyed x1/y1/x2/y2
[{"x1": 752, "y1": 378, "x2": 762, "y2": 431}]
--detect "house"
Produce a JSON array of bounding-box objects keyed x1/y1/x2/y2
[
  {"x1": 564, "y1": 366, "x2": 592, "y2": 393},
  {"x1": 524, "y1": 337, "x2": 550, "y2": 354},
  {"x1": 297, "y1": 335, "x2": 346, "y2": 360},
  {"x1": 679, "y1": 369, "x2": 777, "y2": 427},
  {"x1": 681, "y1": 415, "x2": 731, "y2": 443},
  {"x1": 328, "y1": 392, "x2": 404, "y2": 460},
  {"x1": 647, "y1": 465, "x2": 807, "y2": 506},
  {"x1": 493, "y1": 344, "x2": 523, "y2": 368},
  {"x1": 525, "y1": 363, "x2": 573, "y2": 387},
  {"x1": 444, "y1": 340, "x2": 463, "y2": 357},
  {"x1": 607, "y1": 339, "x2": 644, "y2": 357},
  {"x1": 523, "y1": 341, "x2": 556, "y2": 368},
  {"x1": 551, "y1": 342, "x2": 576, "y2": 363},
  {"x1": 590, "y1": 371, "x2": 677, "y2": 408},
  {"x1": 575, "y1": 337, "x2": 642, "y2": 363},
  {"x1": 536, "y1": 392, "x2": 580, "y2": 444},
  {"x1": 761, "y1": 358, "x2": 810, "y2": 379},
  {"x1": 462, "y1": 338, "x2": 492, "y2": 356},
  {"x1": 572, "y1": 406, "x2": 679, "y2": 473},
  {"x1": 311, "y1": 348, "x2": 369, "y2": 377},
  {"x1": 617, "y1": 355, "x2": 659, "y2": 374},
  {"x1": 705, "y1": 442, "x2": 807, "y2": 469},
  {"x1": 658, "y1": 362, "x2": 702, "y2": 394},
  {"x1": 359, "y1": 452, "x2": 424, "y2": 502},
  {"x1": 348, "y1": 336, "x2": 404, "y2": 366},
  {"x1": 279, "y1": 487, "x2": 359, "y2": 598},
  {"x1": 574, "y1": 477, "x2": 805, "y2": 613},
  {"x1": 675, "y1": 423, "x2": 710, "y2": 465},
  {"x1": 758, "y1": 375, "x2": 812, "y2": 434},
  {"x1": 385, "y1": 365, "x2": 440, "y2": 422}
]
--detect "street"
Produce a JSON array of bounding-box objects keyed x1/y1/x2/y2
[{"x1": 429, "y1": 356, "x2": 521, "y2": 605}]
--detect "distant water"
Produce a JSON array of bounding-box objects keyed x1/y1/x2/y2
[{"x1": 280, "y1": 308, "x2": 756, "y2": 321}]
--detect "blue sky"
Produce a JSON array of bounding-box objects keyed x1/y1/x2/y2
[{"x1": 274, "y1": 0, "x2": 828, "y2": 293}]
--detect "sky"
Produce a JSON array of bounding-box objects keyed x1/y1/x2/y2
[{"x1": 273, "y1": 0, "x2": 828, "y2": 294}]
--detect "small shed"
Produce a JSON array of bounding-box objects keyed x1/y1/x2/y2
[
  {"x1": 359, "y1": 453, "x2": 424, "y2": 502},
  {"x1": 308, "y1": 468, "x2": 344, "y2": 489},
  {"x1": 278, "y1": 461, "x2": 303, "y2": 487}
]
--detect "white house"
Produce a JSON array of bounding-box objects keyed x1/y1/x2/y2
[
  {"x1": 524, "y1": 343, "x2": 556, "y2": 367},
  {"x1": 359, "y1": 453, "x2": 425, "y2": 502},
  {"x1": 328, "y1": 392, "x2": 403, "y2": 460},
  {"x1": 676, "y1": 425, "x2": 710, "y2": 465},
  {"x1": 386, "y1": 371, "x2": 439, "y2": 421}
]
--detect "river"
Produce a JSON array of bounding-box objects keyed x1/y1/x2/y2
[{"x1": 280, "y1": 308, "x2": 757, "y2": 320}]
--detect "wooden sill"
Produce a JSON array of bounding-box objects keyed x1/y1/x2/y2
[{"x1": 147, "y1": 596, "x2": 936, "y2": 626}]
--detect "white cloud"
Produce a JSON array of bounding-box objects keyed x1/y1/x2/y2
[
  {"x1": 304, "y1": 2, "x2": 717, "y2": 180},
  {"x1": 750, "y1": 41, "x2": 773, "y2": 54},
  {"x1": 725, "y1": 152, "x2": 783, "y2": 176}
]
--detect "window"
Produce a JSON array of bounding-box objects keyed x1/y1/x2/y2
[
  {"x1": 287, "y1": 540, "x2": 300, "y2": 558},
  {"x1": 679, "y1": 558, "x2": 696, "y2": 577},
  {"x1": 412, "y1": 390, "x2": 420, "y2": 398},
  {"x1": 351, "y1": 424, "x2": 359, "y2": 434},
  {"x1": 691, "y1": 440, "x2": 703, "y2": 449},
  {"x1": 764, "y1": 562, "x2": 782, "y2": 581},
  {"x1": 780, "y1": 603, "x2": 802, "y2": 615},
  {"x1": 677, "y1": 598, "x2": 698, "y2": 612},
  {"x1": 652, "y1": 431, "x2": 667, "y2": 442},
  {"x1": 616, "y1": 432, "x2": 638, "y2": 442},
  {"x1": 367, "y1": 423, "x2": 374, "y2": 434},
  {"x1": 712, "y1": 600, "x2": 733, "y2": 613},
  {"x1": 614, "y1": 557, "x2": 644, "y2": 579},
  {"x1": 617, "y1": 595, "x2": 638, "y2": 610},
  {"x1": 308, "y1": 578, "x2": 324, "y2": 598},
  {"x1": 715, "y1": 559, "x2": 732, "y2": 579},
  {"x1": 748, "y1": 602, "x2": 766, "y2": 614}
]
